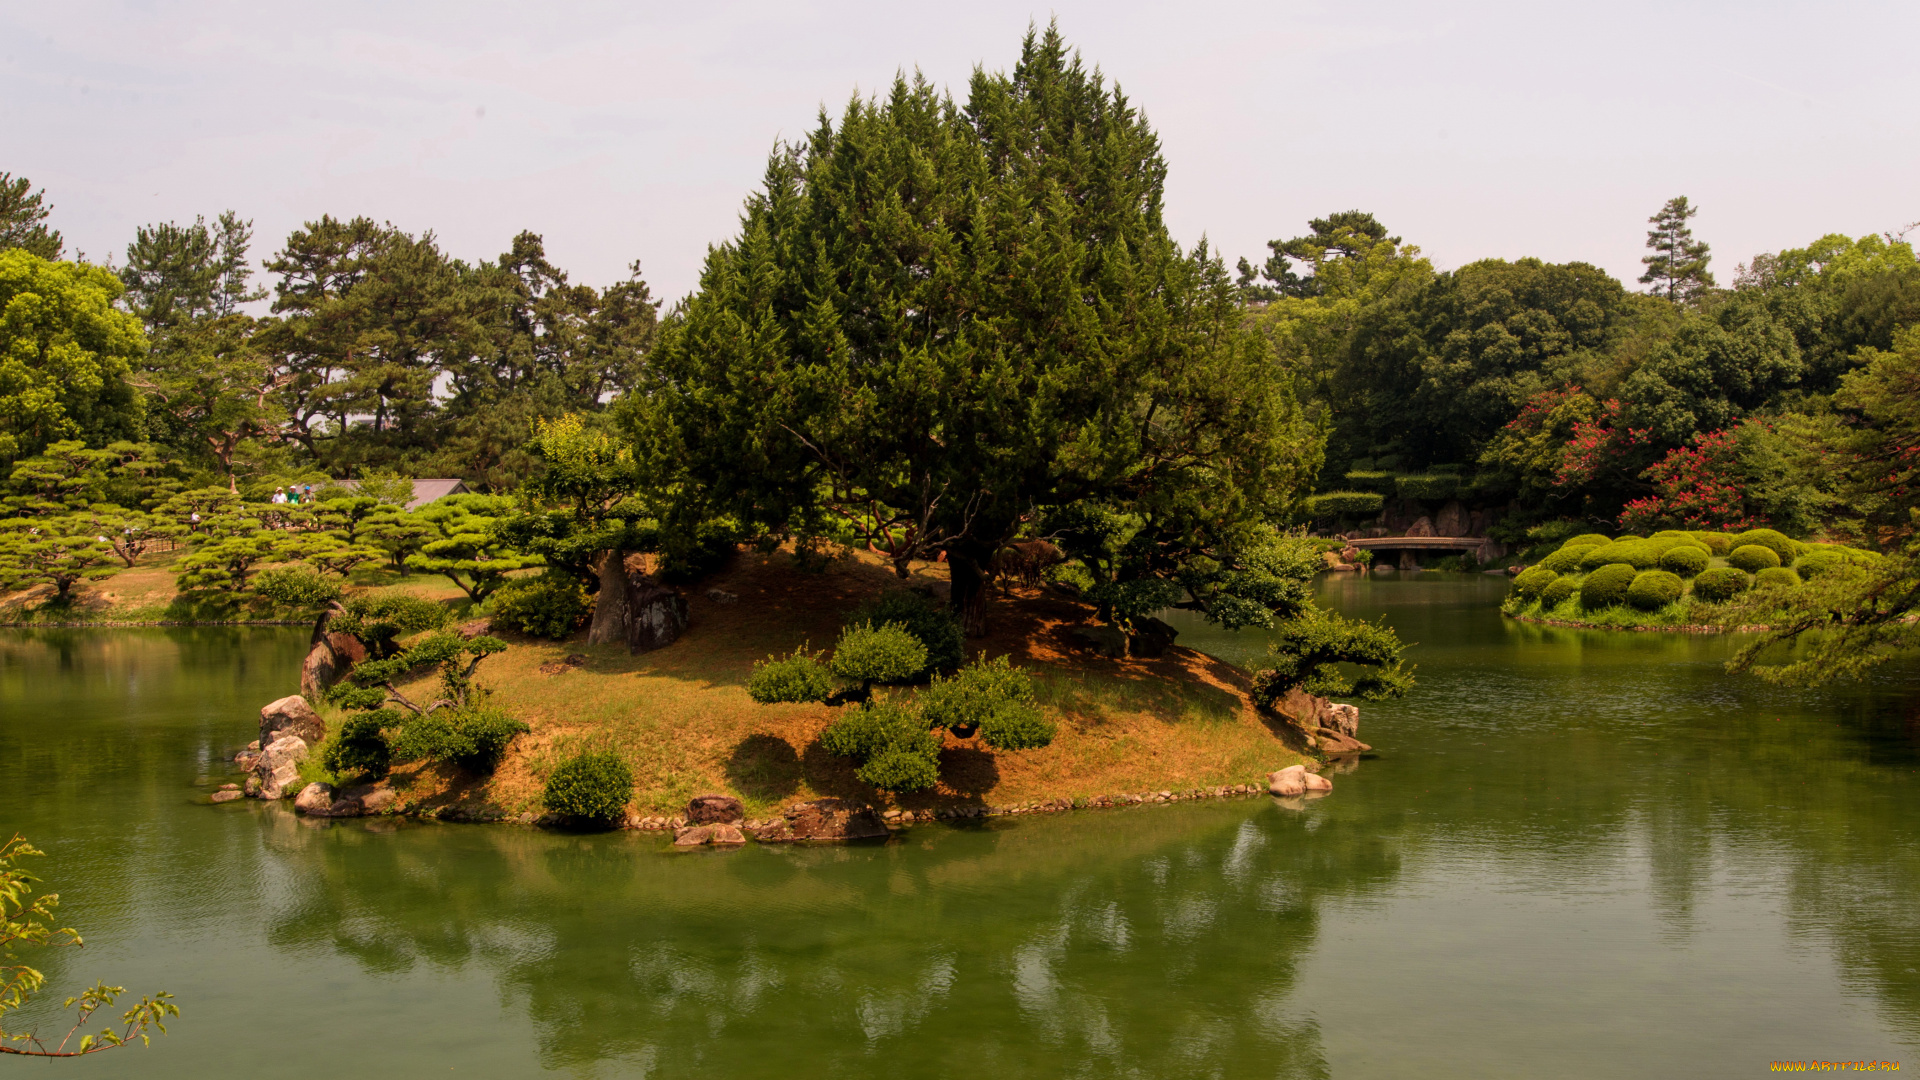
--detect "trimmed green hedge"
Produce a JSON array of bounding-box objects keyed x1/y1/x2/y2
[
  {"x1": 1727, "y1": 544, "x2": 1782, "y2": 572},
  {"x1": 1692, "y1": 567, "x2": 1751, "y2": 602},
  {"x1": 1794, "y1": 548, "x2": 1846, "y2": 578},
  {"x1": 1657, "y1": 544, "x2": 1709, "y2": 578},
  {"x1": 1754, "y1": 566, "x2": 1802, "y2": 589},
  {"x1": 1309, "y1": 491, "x2": 1386, "y2": 517},
  {"x1": 1510, "y1": 566, "x2": 1558, "y2": 600},
  {"x1": 1579, "y1": 563, "x2": 1639, "y2": 610},
  {"x1": 1565, "y1": 533, "x2": 1613, "y2": 549},
  {"x1": 1341, "y1": 471, "x2": 1397, "y2": 495},
  {"x1": 1394, "y1": 474, "x2": 1459, "y2": 501},
  {"x1": 1626, "y1": 570, "x2": 1684, "y2": 611}
]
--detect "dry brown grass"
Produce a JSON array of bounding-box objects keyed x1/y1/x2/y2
[{"x1": 379, "y1": 547, "x2": 1308, "y2": 818}]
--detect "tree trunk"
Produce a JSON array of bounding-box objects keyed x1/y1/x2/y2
[
  {"x1": 948, "y1": 544, "x2": 993, "y2": 638},
  {"x1": 587, "y1": 549, "x2": 631, "y2": 647}
]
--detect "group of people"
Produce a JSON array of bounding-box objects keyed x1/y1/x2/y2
[{"x1": 271, "y1": 485, "x2": 318, "y2": 505}]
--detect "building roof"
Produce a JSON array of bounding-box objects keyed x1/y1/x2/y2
[{"x1": 334, "y1": 478, "x2": 470, "y2": 511}]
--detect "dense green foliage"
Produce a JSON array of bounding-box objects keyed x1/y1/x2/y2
[
  {"x1": 1249, "y1": 608, "x2": 1413, "y2": 705},
  {"x1": 746, "y1": 647, "x2": 836, "y2": 705},
  {"x1": 488, "y1": 572, "x2": 591, "y2": 639},
  {"x1": 918, "y1": 655, "x2": 1055, "y2": 750},
  {"x1": 641, "y1": 27, "x2": 1322, "y2": 635},
  {"x1": 541, "y1": 751, "x2": 633, "y2": 822},
  {"x1": 828, "y1": 623, "x2": 929, "y2": 689},
  {"x1": 1753, "y1": 566, "x2": 1802, "y2": 590},
  {"x1": 846, "y1": 591, "x2": 963, "y2": 676},
  {"x1": 1509, "y1": 566, "x2": 1557, "y2": 600}
]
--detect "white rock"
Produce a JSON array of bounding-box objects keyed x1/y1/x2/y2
[
  {"x1": 1268, "y1": 765, "x2": 1308, "y2": 797},
  {"x1": 294, "y1": 782, "x2": 336, "y2": 815}
]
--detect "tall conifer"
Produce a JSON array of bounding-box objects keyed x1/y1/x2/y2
[{"x1": 1640, "y1": 196, "x2": 1715, "y2": 302}]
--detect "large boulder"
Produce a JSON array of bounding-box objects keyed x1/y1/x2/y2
[
  {"x1": 294, "y1": 782, "x2": 336, "y2": 815},
  {"x1": 1405, "y1": 516, "x2": 1435, "y2": 538},
  {"x1": 1269, "y1": 688, "x2": 1371, "y2": 753},
  {"x1": 626, "y1": 580, "x2": 688, "y2": 653},
  {"x1": 685, "y1": 794, "x2": 744, "y2": 825},
  {"x1": 1435, "y1": 500, "x2": 1469, "y2": 537},
  {"x1": 253, "y1": 734, "x2": 310, "y2": 800},
  {"x1": 1268, "y1": 765, "x2": 1307, "y2": 797},
  {"x1": 748, "y1": 799, "x2": 888, "y2": 843},
  {"x1": 1067, "y1": 625, "x2": 1129, "y2": 659},
  {"x1": 259, "y1": 696, "x2": 324, "y2": 748},
  {"x1": 1127, "y1": 617, "x2": 1180, "y2": 660}
]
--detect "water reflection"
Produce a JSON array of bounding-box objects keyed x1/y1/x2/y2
[{"x1": 3, "y1": 583, "x2": 1919, "y2": 1076}]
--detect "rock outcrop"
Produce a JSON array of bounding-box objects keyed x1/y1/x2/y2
[
  {"x1": 259, "y1": 695, "x2": 324, "y2": 749},
  {"x1": 747, "y1": 799, "x2": 888, "y2": 843},
  {"x1": 293, "y1": 780, "x2": 397, "y2": 817},
  {"x1": 1268, "y1": 764, "x2": 1334, "y2": 797},
  {"x1": 300, "y1": 632, "x2": 367, "y2": 701},
  {"x1": 1270, "y1": 688, "x2": 1372, "y2": 754}
]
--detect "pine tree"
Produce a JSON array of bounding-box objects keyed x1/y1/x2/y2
[
  {"x1": 1639, "y1": 196, "x2": 1715, "y2": 302},
  {"x1": 0, "y1": 173, "x2": 62, "y2": 259}
]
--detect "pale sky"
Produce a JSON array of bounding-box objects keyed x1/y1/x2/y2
[{"x1": 5, "y1": 1, "x2": 1916, "y2": 304}]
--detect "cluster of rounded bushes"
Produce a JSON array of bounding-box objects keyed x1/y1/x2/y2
[{"x1": 1509, "y1": 528, "x2": 1882, "y2": 616}]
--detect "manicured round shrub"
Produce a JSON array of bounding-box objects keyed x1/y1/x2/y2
[
  {"x1": 1626, "y1": 570, "x2": 1684, "y2": 611},
  {"x1": 1538, "y1": 547, "x2": 1585, "y2": 574},
  {"x1": 1308, "y1": 490, "x2": 1386, "y2": 517},
  {"x1": 1578, "y1": 541, "x2": 1658, "y2": 571},
  {"x1": 542, "y1": 750, "x2": 633, "y2": 822},
  {"x1": 1690, "y1": 532, "x2": 1734, "y2": 556},
  {"x1": 1657, "y1": 544, "x2": 1709, "y2": 579},
  {"x1": 1727, "y1": 544, "x2": 1782, "y2": 573},
  {"x1": 1793, "y1": 548, "x2": 1847, "y2": 579},
  {"x1": 1510, "y1": 566, "x2": 1559, "y2": 600},
  {"x1": 747, "y1": 647, "x2": 834, "y2": 704},
  {"x1": 857, "y1": 745, "x2": 942, "y2": 792},
  {"x1": 1650, "y1": 530, "x2": 1694, "y2": 541},
  {"x1": 1691, "y1": 567, "x2": 1752, "y2": 602},
  {"x1": 830, "y1": 622, "x2": 929, "y2": 686},
  {"x1": 1564, "y1": 534, "x2": 1612, "y2": 549},
  {"x1": 1730, "y1": 529, "x2": 1796, "y2": 564},
  {"x1": 1540, "y1": 576, "x2": 1579, "y2": 608},
  {"x1": 1754, "y1": 566, "x2": 1802, "y2": 590},
  {"x1": 488, "y1": 572, "x2": 591, "y2": 639},
  {"x1": 1578, "y1": 563, "x2": 1638, "y2": 610},
  {"x1": 848, "y1": 591, "x2": 963, "y2": 675}
]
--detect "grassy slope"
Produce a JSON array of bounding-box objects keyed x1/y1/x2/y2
[
  {"x1": 0, "y1": 554, "x2": 474, "y2": 624},
  {"x1": 372, "y1": 549, "x2": 1310, "y2": 818}
]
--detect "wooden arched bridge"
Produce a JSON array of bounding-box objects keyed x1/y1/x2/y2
[{"x1": 1343, "y1": 535, "x2": 1504, "y2": 570}]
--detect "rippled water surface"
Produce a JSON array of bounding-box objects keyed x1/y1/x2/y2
[{"x1": 2, "y1": 577, "x2": 1917, "y2": 1078}]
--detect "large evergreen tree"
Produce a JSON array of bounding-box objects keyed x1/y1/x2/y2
[
  {"x1": 1639, "y1": 196, "x2": 1715, "y2": 303},
  {"x1": 640, "y1": 25, "x2": 1321, "y2": 632}
]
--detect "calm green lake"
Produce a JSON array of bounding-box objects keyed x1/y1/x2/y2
[{"x1": 2, "y1": 576, "x2": 1916, "y2": 1077}]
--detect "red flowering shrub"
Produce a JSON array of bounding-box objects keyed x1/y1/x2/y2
[
  {"x1": 1554, "y1": 399, "x2": 1651, "y2": 491},
  {"x1": 1617, "y1": 428, "x2": 1759, "y2": 532}
]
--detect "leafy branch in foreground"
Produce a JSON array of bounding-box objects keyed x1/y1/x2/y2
[
  {"x1": 1715, "y1": 542, "x2": 1920, "y2": 686},
  {"x1": 1, "y1": 835, "x2": 179, "y2": 1058}
]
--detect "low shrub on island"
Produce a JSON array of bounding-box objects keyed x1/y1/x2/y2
[{"x1": 1502, "y1": 527, "x2": 1881, "y2": 628}]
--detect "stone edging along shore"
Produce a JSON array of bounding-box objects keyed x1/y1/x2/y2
[
  {"x1": 420, "y1": 780, "x2": 1319, "y2": 829},
  {"x1": 0, "y1": 619, "x2": 306, "y2": 628}
]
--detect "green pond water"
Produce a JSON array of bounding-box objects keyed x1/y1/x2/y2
[{"x1": 2, "y1": 576, "x2": 1916, "y2": 1078}]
